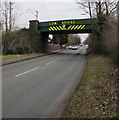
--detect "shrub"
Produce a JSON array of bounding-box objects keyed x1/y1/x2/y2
[{"x1": 15, "y1": 47, "x2": 24, "y2": 54}]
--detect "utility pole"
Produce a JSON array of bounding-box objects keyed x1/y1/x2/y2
[
  {"x1": 5, "y1": 2, "x2": 8, "y2": 32},
  {"x1": 9, "y1": 2, "x2": 13, "y2": 31}
]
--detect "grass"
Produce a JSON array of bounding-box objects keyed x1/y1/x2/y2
[
  {"x1": 0, "y1": 54, "x2": 27, "y2": 61},
  {"x1": 62, "y1": 54, "x2": 118, "y2": 118}
]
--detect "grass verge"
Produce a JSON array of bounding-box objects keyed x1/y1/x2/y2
[
  {"x1": 62, "y1": 54, "x2": 118, "y2": 118},
  {"x1": 0, "y1": 54, "x2": 27, "y2": 61}
]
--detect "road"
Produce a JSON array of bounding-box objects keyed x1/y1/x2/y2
[{"x1": 2, "y1": 50, "x2": 86, "y2": 118}]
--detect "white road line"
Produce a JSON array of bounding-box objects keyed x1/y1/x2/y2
[
  {"x1": 46, "y1": 57, "x2": 63, "y2": 65},
  {"x1": 57, "y1": 57, "x2": 63, "y2": 60},
  {"x1": 16, "y1": 57, "x2": 63, "y2": 77},
  {"x1": 16, "y1": 67, "x2": 39, "y2": 77},
  {"x1": 46, "y1": 60, "x2": 56, "y2": 65}
]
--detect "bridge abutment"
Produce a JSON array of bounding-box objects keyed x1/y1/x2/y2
[
  {"x1": 29, "y1": 20, "x2": 49, "y2": 53},
  {"x1": 40, "y1": 32, "x2": 49, "y2": 53}
]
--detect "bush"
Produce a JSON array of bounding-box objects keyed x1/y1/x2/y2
[
  {"x1": 15, "y1": 47, "x2": 24, "y2": 54},
  {"x1": 6, "y1": 49, "x2": 14, "y2": 54},
  {"x1": 23, "y1": 46, "x2": 30, "y2": 54},
  {"x1": 2, "y1": 25, "x2": 43, "y2": 55},
  {"x1": 101, "y1": 22, "x2": 117, "y2": 62}
]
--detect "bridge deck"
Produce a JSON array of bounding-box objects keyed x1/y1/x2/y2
[{"x1": 39, "y1": 18, "x2": 97, "y2": 33}]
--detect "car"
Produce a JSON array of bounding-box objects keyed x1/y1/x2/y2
[
  {"x1": 71, "y1": 46, "x2": 79, "y2": 50},
  {"x1": 67, "y1": 46, "x2": 72, "y2": 49},
  {"x1": 79, "y1": 43, "x2": 84, "y2": 47}
]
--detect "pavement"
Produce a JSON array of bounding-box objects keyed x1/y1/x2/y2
[{"x1": 2, "y1": 49, "x2": 87, "y2": 118}]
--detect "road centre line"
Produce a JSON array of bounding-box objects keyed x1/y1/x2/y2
[
  {"x1": 46, "y1": 57, "x2": 63, "y2": 65},
  {"x1": 46, "y1": 60, "x2": 56, "y2": 65},
  {"x1": 16, "y1": 67, "x2": 39, "y2": 77},
  {"x1": 16, "y1": 57, "x2": 63, "y2": 77},
  {"x1": 57, "y1": 57, "x2": 63, "y2": 60}
]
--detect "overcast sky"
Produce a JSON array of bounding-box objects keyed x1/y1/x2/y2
[{"x1": 6, "y1": 0, "x2": 90, "y2": 41}]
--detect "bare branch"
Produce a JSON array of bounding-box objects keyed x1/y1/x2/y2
[
  {"x1": 109, "y1": 4, "x2": 117, "y2": 13},
  {"x1": 75, "y1": 0, "x2": 89, "y2": 8}
]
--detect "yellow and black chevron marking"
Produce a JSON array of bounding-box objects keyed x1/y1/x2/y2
[{"x1": 48, "y1": 24, "x2": 86, "y2": 31}]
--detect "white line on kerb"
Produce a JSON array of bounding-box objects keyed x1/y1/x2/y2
[{"x1": 16, "y1": 67, "x2": 39, "y2": 77}]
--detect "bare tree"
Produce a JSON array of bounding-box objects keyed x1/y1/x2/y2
[
  {"x1": 75, "y1": 0, "x2": 118, "y2": 53},
  {"x1": 0, "y1": 0, "x2": 10, "y2": 54},
  {"x1": 1, "y1": 0, "x2": 21, "y2": 54},
  {"x1": 1, "y1": 0, "x2": 20, "y2": 31},
  {"x1": 68, "y1": 34, "x2": 81, "y2": 45},
  {"x1": 117, "y1": 1, "x2": 119, "y2": 67},
  {"x1": 3, "y1": 0, "x2": 9, "y2": 31},
  {"x1": 75, "y1": 0, "x2": 117, "y2": 20}
]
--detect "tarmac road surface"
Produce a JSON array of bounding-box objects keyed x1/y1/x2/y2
[{"x1": 2, "y1": 50, "x2": 86, "y2": 118}]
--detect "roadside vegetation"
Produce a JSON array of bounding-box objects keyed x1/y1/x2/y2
[
  {"x1": 62, "y1": 1, "x2": 118, "y2": 118},
  {"x1": 62, "y1": 54, "x2": 118, "y2": 118},
  {"x1": 1, "y1": 1, "x2": 69, "y2": 55},
  {"x1": 0, "y1": 54, "x2": 26, "y2": 61},
  {"x1": 0, "y1": 44, "x2": 64, "y2": 61}
]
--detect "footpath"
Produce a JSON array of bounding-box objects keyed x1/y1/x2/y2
[{"x1": 2, "y1": 49, "x2": 64, "y2": 66}]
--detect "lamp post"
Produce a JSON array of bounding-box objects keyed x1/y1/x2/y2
[
  {"x1": 27, "y1": 9, "x2": 39, "y2": 20},
  {"x1": 35, "y1": 11, "x2": 38, "y2": 20}
]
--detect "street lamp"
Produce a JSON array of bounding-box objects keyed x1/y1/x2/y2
[
  {"x1": 35, "y1": 11, "x2": 38, "y2": 20},
  {"x1": 27, "y1": 9, "x2": 39, "y2": 20}
]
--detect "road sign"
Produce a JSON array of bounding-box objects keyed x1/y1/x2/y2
[{"x1": 39, "y1": 18, "x2": 97, "y2": 33}]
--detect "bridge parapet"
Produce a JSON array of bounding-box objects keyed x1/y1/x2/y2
[{"x1": 29, "y1": 20, "x2": 39, "y2": 31}]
